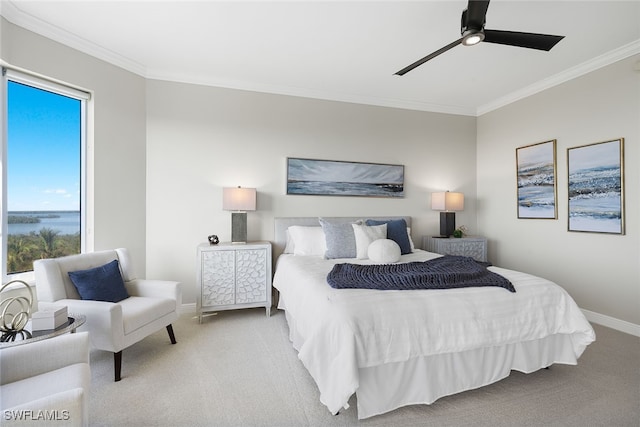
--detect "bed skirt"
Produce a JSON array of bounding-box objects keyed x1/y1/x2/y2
[{"x1": 282, "y1": 305, "x2": 580, "y2": 419}]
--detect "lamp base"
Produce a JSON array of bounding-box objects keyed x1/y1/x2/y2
[
  {"x1": 439, "y1": 212, "x2": 456, "y2": 237},
  {"x1": 231, "y1": 212, "x2": 247, "y2": 243}
]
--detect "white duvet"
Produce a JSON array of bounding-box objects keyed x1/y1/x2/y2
[{"x1": 273, "y1": 250, "x2": 596, "y2": 416}]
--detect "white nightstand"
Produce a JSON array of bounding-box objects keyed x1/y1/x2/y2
[
  {"x1": 196, "y1": 241, "x2": 272, "y2": 323},
  {"x1": 422, "y1": 236, "x2": 488, "y2": 262}
]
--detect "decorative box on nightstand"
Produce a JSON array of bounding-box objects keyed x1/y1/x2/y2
[
  {"x1": 197, "y1": 241, "x2": 272, "y2": 323},
  {"x1": 422, "y1": 236, "x2": 488, "y2": 262}
]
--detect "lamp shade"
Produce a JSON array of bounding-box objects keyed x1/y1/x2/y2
[
  {"x1": 223, "y1": 187, "x2": 256, "y2": 211},
  {"x1": 431, "y1": 191, "x2": 464, "y2": 211}
]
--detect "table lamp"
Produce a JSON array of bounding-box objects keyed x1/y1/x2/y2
[
  {"x1": 431, "y1": 191, "x2": 464, "y2": 237},
  {"x1": 223, "y1": 187, "x2": 256, "y2": 243}
]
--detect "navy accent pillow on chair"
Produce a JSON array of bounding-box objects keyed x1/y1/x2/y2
[
  {"x1": 365, "y1": 219, "x2": 412, "y2": 255},
  {"x1": 68, "y1": 259, "x2": 129, "y2": 303}
]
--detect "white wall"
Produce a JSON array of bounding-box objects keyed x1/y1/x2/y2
[
  {"x1": 477, "y1": 55, "x2": 640, "y2": 327},
  {"x1": 145, "y1": 80, "x2": 477, "y2": 303},
  {"x1": 1, "y1": 19, "x2": 148, "y2": 272},
  {"x1": 0, "y1": 16, "x2": 6, "y2": 59}
]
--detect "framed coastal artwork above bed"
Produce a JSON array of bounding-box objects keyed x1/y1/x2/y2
[
  {"x1": 286, "y1": 157, "x2": 404, "y2": 197},
  {"x1": 567, "y1": 138, "x2": 625, "y2": 234},
  {"x1": 516, "y1": 140, "x2": 557, "y2": 219}
]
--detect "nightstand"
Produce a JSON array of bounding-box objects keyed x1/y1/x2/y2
[
  {"x1": 197, "y1": 241, "x2": 272, "y2": 323},
  {"x1": 422, "y1": 236, "x2": 487, "y2": 262}
]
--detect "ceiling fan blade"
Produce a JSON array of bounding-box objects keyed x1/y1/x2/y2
[
  {"x1": 394, "y1": 38, "x2": 463, "y2": 76},
  {"x1": 483, "y1": 29, "x2": 564, "y2": 51},
  {"x1": 464, "y1": 0, "x2": 490, "y2": 29}
]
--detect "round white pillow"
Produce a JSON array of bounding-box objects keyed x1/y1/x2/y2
[{"x1": 367, "y1": 239, "x2": 401, "y2": 264}]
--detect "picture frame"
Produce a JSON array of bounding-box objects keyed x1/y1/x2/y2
[
  {"x1": 286, "y1": 157, "x2": 404, "y2": 197},
  {"x1": 516, "y1": 140, "x2": 557, "y2": 219},
  {"x1": 567, "y1": 138, "x2": 625, "y2": 234}
]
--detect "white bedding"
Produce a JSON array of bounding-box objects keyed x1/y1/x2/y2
[{"x1": 273, "y1": 250, "x2": 596, "y2": 418}]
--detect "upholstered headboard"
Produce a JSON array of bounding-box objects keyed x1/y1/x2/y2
[{"x1": 273, "y1": 216, "x2": 412, "y2": 260}]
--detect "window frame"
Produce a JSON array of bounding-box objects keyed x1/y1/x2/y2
[{"x1": 1, "y1": 67, "x2": 90, "y2": 284}]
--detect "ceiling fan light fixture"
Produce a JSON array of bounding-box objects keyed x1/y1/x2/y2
[
  {"x1": 462, "y1": 30, "x2": 484, "y2": 46},
  {"x1": 395, "y1": 0, "x2": 565, "y2": 75}
]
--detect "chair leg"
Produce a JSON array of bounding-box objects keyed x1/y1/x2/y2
[
  {"x1": 166, "y1": 324, "x2": 177, "y2": 344},
  {"x1": 114, "y1": 351, "x2": 122, "y2": 382}
]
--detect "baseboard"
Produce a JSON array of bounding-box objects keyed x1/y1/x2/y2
[
  {"x1": 179, "y1": 303, "x2": 197, "y2": 315},
  {"x1": 582, "y1": 308, "x2": 640, "y2": 337}
]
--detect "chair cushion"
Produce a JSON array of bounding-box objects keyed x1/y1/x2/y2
[
  {"x1": 68, "y1": 259, "x2": 129, "y2": 303},
  {"x1": 120, "y1": 296, "x2": 176, "y2": 335}
]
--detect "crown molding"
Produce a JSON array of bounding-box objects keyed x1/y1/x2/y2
[
  {"x1": 1, "y1": 0, "x2": 147, "y2": 76},
  {"x1": 477, "y1": 39, "x2": 640, "y2": 116}
]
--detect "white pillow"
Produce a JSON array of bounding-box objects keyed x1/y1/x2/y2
[
  {"x1": 287, "y1": 226, "x2": 326, "y2": 256},
  {"x1": 352, "y1": 223, "x2": 387, "y2": 259},
  {"x1": 283, "y1": 229, "x2": 295, "y2": 253},
  {"x1": 368, "y1": 239, "x2": 401, "y2": 264}
]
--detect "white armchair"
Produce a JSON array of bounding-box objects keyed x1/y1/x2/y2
[
  {"x1": 0, "y1": 332, "x2": 91, "y2": 427},
  {"x1": 33, "y1": 248, "x2": 181, "y2": 382}
]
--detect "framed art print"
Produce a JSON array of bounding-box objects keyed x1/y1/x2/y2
[
  {"x1": 516, "y1": 140, "x2": 557, "y2": 219},
  {"x1": 567, "y1": 138, "x2": 625, "y2": 234},
  {"x1": 286, "y1": 157, "x2": 404, "y2": 197}
]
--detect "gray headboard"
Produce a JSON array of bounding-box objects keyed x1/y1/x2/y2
[{"x1": 273, "y1": 216, "x2": 412, "y2": 260}]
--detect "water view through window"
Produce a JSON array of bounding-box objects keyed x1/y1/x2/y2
[{"x1": 7, "y1": 81, "x2": 82, "y2": 274}]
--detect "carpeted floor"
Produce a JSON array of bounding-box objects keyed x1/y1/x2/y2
[{"x1": 88, "y1": 309, "x2": 640, "y2": 427}]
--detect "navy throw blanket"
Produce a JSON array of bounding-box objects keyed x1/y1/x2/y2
[{"x1": 327, "y1": 255, "x2": 515, "y2": 292}]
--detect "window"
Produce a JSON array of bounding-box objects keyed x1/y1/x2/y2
[{"x1": 2, "y1": 68, "x2": 89, "y2": 282}]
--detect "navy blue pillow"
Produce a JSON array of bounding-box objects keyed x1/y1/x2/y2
[
  {"x1": 68, "y1": 259, "x2": 129, "y2": 303},
  {"x1": 365, "y1": 219, "x2": 412, "y2": 255}
]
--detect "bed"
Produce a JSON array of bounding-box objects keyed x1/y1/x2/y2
[{"x1": 272, "y1": 216, "x2": 596, "y2": 419}]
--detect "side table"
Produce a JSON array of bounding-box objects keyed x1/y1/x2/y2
[
  {"x1": 0, "y1": 314, "x2": 86, "y2": 348},
  {"x1": 422, "y1": 236, "x2": 488, "y2": 262},
  {"x1": 197, "y1": 242, "x2": 272, "y2": 323}
]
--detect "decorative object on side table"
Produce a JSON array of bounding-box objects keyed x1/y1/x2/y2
[
  {"x1": 431, "y1": 191, "x2": 464, "y2": 237},
  {"x1": 452, "y1": 225, "x2": 468, "y2": 238},
  {"x1": 31, "y1": 305, "x2": 68, "y2": 331},
  {"x1": 0, "y1": 280, "x2": 33, "y2": 339},
  {"x1": 223, "y1": 186, "x2": 257, "y2": 243},
  {"x1": 197, "y1": 241, "x2": 272, "y2": 323},
  {"x1": 208, "y1": 234, "x2": 219, "y2": 245}
]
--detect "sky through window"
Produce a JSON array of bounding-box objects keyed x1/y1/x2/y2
[{"x1": 8, "y1": 81, "x2": 81, "y2": 212}]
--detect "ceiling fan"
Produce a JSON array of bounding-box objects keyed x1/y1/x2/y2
[{"x1": 395, "y1": 0, "x2": 564, "y2": 76}]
